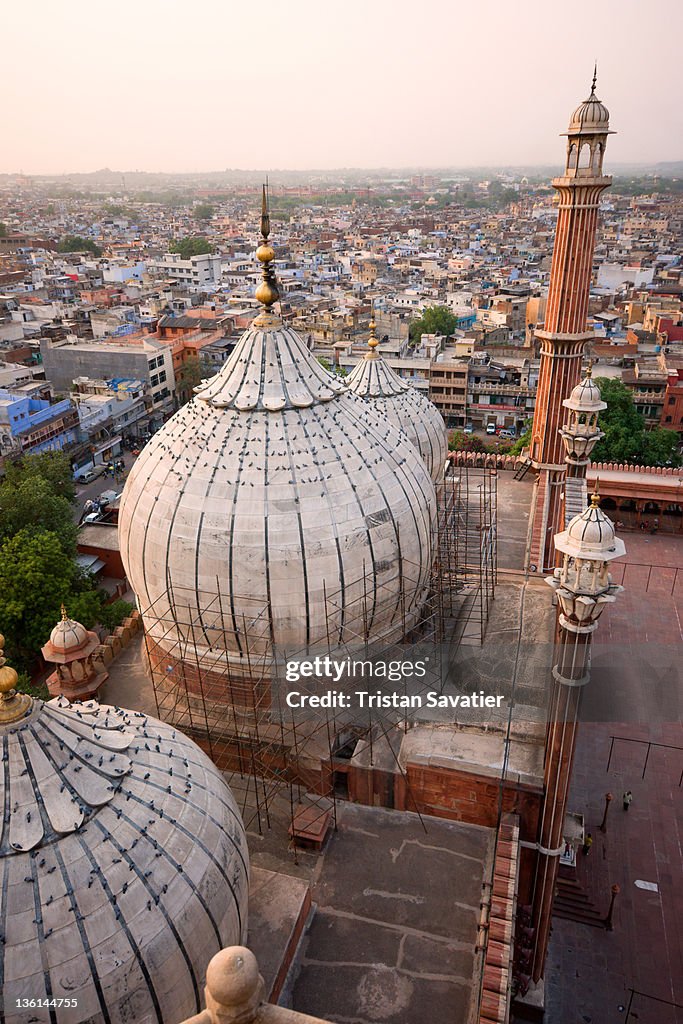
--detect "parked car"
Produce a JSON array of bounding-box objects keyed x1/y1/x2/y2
[
  {"x1": 463, "y1": 423, "x2": 474, "y2": 435},
  {"x1": 77, "y1": 465, "x2": 105, "y2": 484},
  {"x1": 499, "y1": 429, "x2": 516, "y2": 440},
  {"x1": 486, "y1": 423, "x2": 497, "y2": 435}
]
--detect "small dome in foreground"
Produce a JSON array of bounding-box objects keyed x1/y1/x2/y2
[{"x1": 0, "y1": 696, "x2": 249, "y2": 1023}]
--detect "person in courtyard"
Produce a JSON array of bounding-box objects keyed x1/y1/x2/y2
[
  {"x1": 582, "y1": 833, "x2": 593, "y2": 855},
  {"x1": 623, "y1": 790, "x2": 633, "y2": 811}
]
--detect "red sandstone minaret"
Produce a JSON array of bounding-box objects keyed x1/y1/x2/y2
[{"x1": 528, "y1": 70, "x2": 613, "y2": 573}]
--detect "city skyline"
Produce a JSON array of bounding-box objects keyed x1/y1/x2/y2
[{"x1": 5, "y1": 0, "x2": 682, "y2": 175}]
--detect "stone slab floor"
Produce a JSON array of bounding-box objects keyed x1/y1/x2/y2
[{"x1": 289, "y1": 802, "x2": 492, "y2": 1024}]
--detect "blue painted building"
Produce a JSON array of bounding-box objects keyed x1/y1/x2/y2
[{"x1": 0, "y1": 389, "x2": 79, "y2": 454}]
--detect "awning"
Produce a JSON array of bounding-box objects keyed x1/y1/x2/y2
[{"x1": 76, "y1": 553, "x2": 106, "y2": 575}]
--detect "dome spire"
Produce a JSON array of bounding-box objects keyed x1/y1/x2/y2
[
  {"x1": 0, "y1": 631, "x2": 32, "y2": 724},
  {"x1": 365, "y1": 304, "x2": 380, "y2": 360},
  {"x1": 591, "y1": 62, "x2": 597, "y2": 96},
  {"x1": 254, "y1": 181, "x2": 280, "y2": 314}
]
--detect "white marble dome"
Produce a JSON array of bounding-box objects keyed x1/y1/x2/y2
[
  {"x1": 563, "y1": 372, "x2": 607, "y2": 413},
  {"x1": 48, "y1": 612, "x2": 90, "y2": 655},
  {"x1": 568, "y1": 83, "x2": 610, "y2": 135},
  {"x1": 555, "y1": 497, "x2": 626, "y2": 561},
  {"x1": 118, "y1": 307, "x2": 436, "y2": 674},
  {"x1": 345, "y1": 335, "x2": 448, "y2": 486},
  {"x1": 0, "y1": 696, "x2": 249, "y2": 1024}
]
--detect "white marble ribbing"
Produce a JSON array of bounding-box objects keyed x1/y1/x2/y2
[
  {"x1": 118, "y1": 316, "x2": 437, "y2": 674},
  {"x1": 346, "y1": 355, "x2": 448, "y2": 484},
  {"x1": 0, "y1": 698, "x2": 249, "y2": 1024}
]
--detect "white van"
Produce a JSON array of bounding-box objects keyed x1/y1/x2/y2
[{"x1": 486, "y1": 423, "x2": 496, "y2": 435}]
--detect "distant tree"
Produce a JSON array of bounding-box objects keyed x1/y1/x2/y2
[
  {"x1": 169, "y1": 236, "x2": 214, "y2": 259},
  {"x1": 0, "y1": 476, "x2": 77, "y2": 556},
  {"x1": 0, "y1": 530, "x2": 78, "y2": 668},
  {"x1": 57, "y1": 235, "x2": 102, "y2": 255},
  {"x1": 639, "y1": 427, "x2": 681, "y2": 466},
  {"x1": 448, "y1": 430, "x2": 487, "y2": 453},
  {"x1": 194, "y1": 203, "x2": 215, "y2": 221},
  {"x1": 591, "y1": 377, "x2": 681, "y2": 467},
  {"x1": 4, "y1": 450, "x2": 76, "y2": 502},
  {"x1": 410, "y1": 305, "x2": 457, "y2": 344},
  {"x1": 175, "y1": 355, "x2": 213, "y2": 405},
  {"x1": 0, "y1": 222, "x2": 7, "y2": 237},
  {"x1": 510, "y1": 420, "x2": 533, "y2": 456},
  {"x1": 98, "y1": 598, "x2": 134, "y2": 632}
]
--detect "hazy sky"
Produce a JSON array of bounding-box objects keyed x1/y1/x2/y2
[{"x1": 5, "y1": 0, "x2": 682, "y2": 174}]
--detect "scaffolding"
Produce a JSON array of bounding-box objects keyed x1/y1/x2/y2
[{"x1": 141, "y1": 463, "x2": 498, "y2": 847}]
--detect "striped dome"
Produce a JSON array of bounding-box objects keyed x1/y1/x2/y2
[
  {"x1": 118, "y1": 309, "x2": 436, "y2": 676},
  {"x1": 346, "y1": 345, "x2": 448, "y2": 486},
  {"x1": 0, "y1": 697, "x2": 248, "y2": 1023}
]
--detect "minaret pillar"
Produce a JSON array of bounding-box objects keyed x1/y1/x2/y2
[{"x1": 528, "y1": 72, "x2": 613, "y2": 572}]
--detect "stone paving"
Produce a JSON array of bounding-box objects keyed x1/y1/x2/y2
[
  {"x1": 290, "y1": 803, "x2": 492, "y2": 1024},
  {"x1": 543, "y1": 531, "x2": 683, "y2": 1024}
]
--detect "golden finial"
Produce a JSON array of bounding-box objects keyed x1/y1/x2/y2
[
  {"x1": 585, "y1": 358, "x2": 593, "y2": 378},
  {"x1": 0, "y1": 632, "x2": 33, "y2": 724},
  {"x1": 254, "y1": 181, "x2": 280, "y2": 312},
  {"x1": 591, "y1": 479, "x2": 601, "y2": 507},
  {"x1": 365, "y1": 305, "x2": 380, "y2": 360},
  {"x1": 61, "y1": 603, "x2": 69, "y2": 621}
]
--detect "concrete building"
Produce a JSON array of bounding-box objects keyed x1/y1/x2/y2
[
  {"x1": 40, "y1": 337, "x2": 176, "y2": 420},
  {"x1": 0, "y1": 387, "x2": 78, "y2": 455},
  {"x1": 148, "y1": 252, "x2": 222, "y2": 290}
]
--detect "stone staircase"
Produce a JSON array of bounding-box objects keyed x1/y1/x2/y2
[{"x1": 552, "y1": 873, "x2": 605, "y2": 929}]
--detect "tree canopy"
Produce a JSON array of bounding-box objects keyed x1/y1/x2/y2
[
  {"x1": 409, "y1": 305, "x2": 457, "y2": 344},
  {"x1": 0, "y1": 451, "x2": 109, "y2": 669},
  {"x1": 194, "y1": 203, "x2": 215, "y2": 221},
  {"x1": 169, "y1": 236, "x2": 214, "y2": 259},
  {"x1": 0, "y1": 476, "x2": 76, "y2": 556},
  {"x1": 4, "y1": 450, "x2": 76, "y2": 502},
  {"x1": 57, "y1": 235, "x2": 102, "y2": 255},
  {"x1": 175, "y1": 354, "x2": 214, "y2": 405},
  {"x1": 0, "y1": 530, "x2": 79, "y2": 667},
  {"x1": 592, "y1": 377, "x2": 681, "y2": 467}
]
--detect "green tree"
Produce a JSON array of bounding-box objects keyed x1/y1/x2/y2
[
  {"x1": 448, "y1": 430, "x2": 487, "y2": 453},
  {"x1": 0, "y1": 530, "x2": 79, "y2": 668},
  {"x1": 169, "y1": 236, "x2": 214, "y2": 259},
  {"x1": 510, "y1": 420, "x2": 532, "y2": 456},
  {"x1": 591, "y1": 377, "x2": 681, "y2": 467},
  {"x1": 4, "y1": 450, "x2": 76, "y2": 502},
  {"x1": 57, "y1": 235, "x2": 102, "y2": 256},
  {"x1": 640, "y1": 427, "x2": 681, "y2": 466},
  {"x1": 99, "y1": 598, "x2": 134, "y2": 632},
  {"x1": 0, "y1": 222, "x2": 7, "y2": 237},
  {"x1": 194, "y1": 203, "x2": 215, "y2": 221},
  {"x1": 0, "y1": 476, "x2": 77, "y2": 556},
  {"x1": 409, "y1": 305, "x2": 458, "y2": 344},
  {"x1": 175, "y1": 354, "x2": 213, "y2": 405}
]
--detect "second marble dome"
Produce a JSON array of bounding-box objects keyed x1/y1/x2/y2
[
  {"x1": 345, "y1": 325, "x2": 448, "y2": 485},
  {"x1": 118, "y1": 306, "x2": 437, "y2": 673}
]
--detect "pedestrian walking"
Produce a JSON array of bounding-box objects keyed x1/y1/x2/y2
[
  {"x1": 582, "y1": 832, "x2": 593, "y2": 856},
  {"x1": 623, "y1": 790, "x2": 632, "y2": 811}
]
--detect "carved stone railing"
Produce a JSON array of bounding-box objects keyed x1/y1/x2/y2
[{"x1": 178, "y1": 947, "x2": 330, "y2": 1024}]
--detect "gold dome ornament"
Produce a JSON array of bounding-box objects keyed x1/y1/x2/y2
[
  {"x1": 366, "y1": 312, "x2": 380, "y2": 359},
  {"x1": 254, "y1": 182, "x2": 280, "y2": 316},
  {"x1": 0, "y1": 633, "x2": 33, "y2": 724}
]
